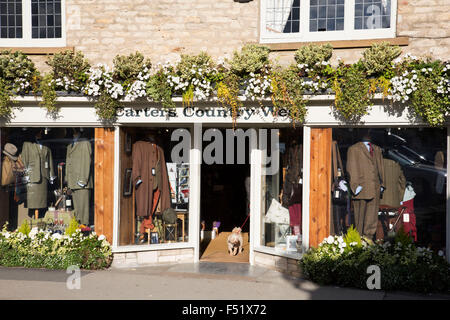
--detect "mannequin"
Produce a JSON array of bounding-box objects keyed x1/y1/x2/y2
[
  {"x1": 132, "y1": 133, "x2": 171, "y2": 243},
  {"x1": 380, "y1": 157, "x2": 406, "y2": 208},
  {"x1": 66, "y1": 128, "x2": 93, "y2": 225},
  {"x1": 346, "y1": 129, "x2": 385, "y2": 239},
  {"x1": 21, "y1": 129, "x2": 56, "y2": 219}
]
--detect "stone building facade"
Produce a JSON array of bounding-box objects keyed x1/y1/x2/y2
[{"x1": 6, "y1": 0, "x2": 449, "y2": 72}]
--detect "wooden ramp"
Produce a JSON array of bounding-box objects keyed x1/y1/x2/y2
[{"x1": 200, "y1": 232, "x2": 249, "y2": 263}]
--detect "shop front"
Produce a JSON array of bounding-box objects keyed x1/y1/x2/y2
[{"x1": 1, "y1": 95, "x2": 448, "y2": 273}]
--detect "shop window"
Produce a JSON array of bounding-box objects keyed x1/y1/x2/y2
[
  {"x1": 261, "y1": 127, "x2": 303, "y2": 255},
  {"x1": 260, "y1": 0, "x2": 396, "y2": 43},
  {"x1": 0, "y1": 0, "x2": 66, "y2": 47},
  {"x1": 0, "y1": 127, "x2": 95, "y2": 233},
  {"x1": 119, "y1": 127, "x2": 190, "y2": 246},
  {"x1": 330, "y1": 128, "x2": 446, "y2": 253}
]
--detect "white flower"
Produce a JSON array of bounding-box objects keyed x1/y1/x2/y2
[
  {"x1": 98, "y1": 235, "x2": 106, "y2": 241},
  {"x1": 326, "y1": 235, "x2": 334, "y2": 244},
  {"x1": 52, "y1": 233, "x2": 62, "y2": 240}
]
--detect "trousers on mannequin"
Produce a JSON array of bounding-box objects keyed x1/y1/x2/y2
[{"x1": 352, "y1": 193, "x2": 380, "y2": 239}]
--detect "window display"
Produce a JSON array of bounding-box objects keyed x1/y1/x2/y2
[
  {"x1": 0, "y1": 127, "x2": 95, "y2": 233},
  {"x1": 119, "y1": 127, "x2": 190, "y2": 246},
  {"x1": 331, "y1": 128, "x2": 446, "y2": 252},
  {"x1": 261, "y1": 128, "x2": 303, "y2": 254}
]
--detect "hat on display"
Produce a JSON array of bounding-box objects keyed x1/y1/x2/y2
[{"x1": 2, "y1": 143, "x2": 18, "y2": 161}]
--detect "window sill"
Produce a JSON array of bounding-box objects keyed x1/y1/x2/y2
[
  {"x1": 254, "y1": 245, "x2": 303, "y2": 260},
  {"x1": 0, "y1": 46, "x2": 74, "y2": 55},
  {"x1": 266, "y1": 37, "x2": 409, "y2": 51}
]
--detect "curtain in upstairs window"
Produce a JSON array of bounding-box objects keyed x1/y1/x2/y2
[{"x1": 266, "y1": 0, "x2": 295, "y2": 33}]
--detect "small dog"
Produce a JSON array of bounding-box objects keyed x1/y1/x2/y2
[{"x1": 227, "y1": 227, "x2": 244, "y2": 256}]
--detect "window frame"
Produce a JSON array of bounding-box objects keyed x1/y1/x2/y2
[
  {"x1": 260, "y1": 0, "x2": 397, "y2": 44},
  {"x1": 0, "y1": 0, "x2": 66, "y2": 47}
]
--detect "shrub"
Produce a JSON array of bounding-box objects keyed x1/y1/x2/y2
[
  {"x1": 112, "y1": 51, "x2": 152, "y2": 83},
  {"x1": 300, "y1": 232, "x2": 450, "y2": 293},
  {"x1": 0, "y1": 50, "x2": 37, "y2": 94},
  {"x1": 0, "y1": 226, "x2": 112, "y2": 270},
  {"x1": 46, "y1": 50, "x2": 91, "y2": 91},
  {"x1": 229, "y1": 44, "x2": 271, "y2": 77},
  {"x1": 361, "y1": 42, "x2": 402, "y2": 76},
  {"x1": 294, "y1": 43, "x2": 333, "y2": 68}
]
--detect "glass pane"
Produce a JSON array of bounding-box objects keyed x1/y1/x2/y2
[
  {"x1": 1, "y1": 128, "x2": 97, "y2": 233},
  {"x1": 311, "y1": 0, "x2": 343, "y2": 33},
  {"x1": 119, "y1": 127, "x2": 191, "y2": 246},
  {"x1": 31, "y1": 0, "x2": 62, "y2": 38},
  {"x1": 310, "y1": 6, "x2": 317, "y2": 19},
  {"x1": 0, "y1": 0, "x2": 21, "y2": 38},
  {"x1": 309, "y1": 18, "x2": 317, "y2": 31},
  {"x1": 330, "y1": 128, "x2": 446, "y2": 254},
  {"x1": 356, "y1": 0, "x2": 391, "y2": 29},
  {"x1": 261, "y1": 128, "x2": 303, "y2": 254}
]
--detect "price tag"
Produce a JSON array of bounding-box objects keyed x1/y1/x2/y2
[
  {"x1": 45, "y1": 161, "x2": 48, "y2": 169},
  {"x1": 152, "y1": 168, "x2": 156, "y2": 176},
  {"x1": 403, "y1": 213, "x2": 410, "y2": 223}
]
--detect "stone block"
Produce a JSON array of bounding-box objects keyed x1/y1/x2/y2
[{"x1": 137, "y1": 251, "x2": 158, "y2": 264}]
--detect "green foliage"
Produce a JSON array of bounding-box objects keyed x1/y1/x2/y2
[
  {"x1": 17, "y1": 220, "x2": 31, "y2": 236},
  {"x1": 229, "y1": 44, "x2": 271, "y2": 77},
  {"x1": 94, "y1": 93, "x2": 120, "y2": 122},
  {"x1": 300, "y1": 234, "x2": 450, "y2": 293},
  {"x1": 0, "y1": 79, "x2": 17, "y2": 119},
  {"x1": 0, "y1": 50, "x2": 37, "y2": 87},
  {"x1": 343, "y1": 225, "x2": 362, "y2": 249},
  {"x1": 113, "y1": 51, "x2": 151, "y2": 83},
  {"x1": 411, "y1": 73, "x2": 448, "y2": 127},
  {"x1": 147, "y1": 67, "x2": 175, "y2": 109},
  {"x1": 46, "y1": 50, "x2": 91, "y2": 91},
  {"x1": 39, "y1": 74, "x2": 58, "y2": 117},
  {"x1": 0, "y1": 228, "x2": 112, "y2": 270},
  {"x1": 333, "y1": 63, "x2": 373, "y2": 122},
  {"x1": 177, "y1": 51, "x2": 216, "y2": 81},
  {"x1": 216, "y1": 73, "x2": 242, "y2": 128},
  {"x1": 294, "y1": 43, "x2": 333, "y2": 67},
  {"x1": 65, "y1": 216, "x2": 80, "y2": 236},
  {"x1": 361, "y1": 42, "x2": 402, "y2": 76},
  {"x1": 394, "y1": 226, "x2": 413, "y2": 247},
  {"x1": 270, "y1": 65, "x2": 308, "y2": 124}
]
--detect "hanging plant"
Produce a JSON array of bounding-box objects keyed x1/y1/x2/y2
[
  {"x1": 0, "y1": 79, "x2": 17, "y2": 119},
  {"x1": 39, "y1": 74, "x2": 59, "y2": 117},
  {"x1": 217, "y1": 73, "x2": 242, "y2": 128},
  {"x1": 361, "y1": 42, "x2": 402, "y2": 77},
  {"x1": 333, "y1": 62, "x2": 373, "y2": 122},
  {"x1": 270, "y1": 65, "x2": 308, "y2": 125},
  {"x1": 147, "y1": 63, "x2": 176, "y2": 109}
]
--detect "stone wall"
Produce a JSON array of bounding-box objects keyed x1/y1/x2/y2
[
  {"x1": 26, "y1": 0, "x2": 449, "y2": 71},
  {"x1": 111, "y1": 248, "x2": 195, "y2": 268}
]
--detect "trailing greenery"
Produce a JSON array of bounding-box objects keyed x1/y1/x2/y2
[
  {"x1": 39, "y1": 74, "x2": 59, "y2": 117},
  {"x1": 0, "y1": 46, "x2": 449, "y2": 126},
  {"x1": 0, "y1": 223, "x2": 112, "y2": 270},
  {"x1": 300, "y1": 229, "x2": 450, "y2": 293},
  {"x1": 333, "y1": 62, "x2": 373, "y2": 122}
]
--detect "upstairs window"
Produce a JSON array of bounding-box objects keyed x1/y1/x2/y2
[
  {"x1": 0, "y1": 0, "x2": 65, "y2": 47},
  {"x1": 260, "y1": 0, "x2": 397, "y2": 43}
]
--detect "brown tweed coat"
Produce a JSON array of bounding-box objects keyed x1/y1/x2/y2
[{"x1": 132, "y1": 141, "x2": 171, "y2": 217}]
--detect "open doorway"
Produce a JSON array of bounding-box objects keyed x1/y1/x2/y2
[{"x1": 199, "y1": 128, "x2": 251, "y2": 263}]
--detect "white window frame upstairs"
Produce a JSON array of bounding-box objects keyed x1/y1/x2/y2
[
  {"x1": 260, "y1": 0, "x2": 397, "y2": 44},
  {"x1": 0, "y1": 0, "x2": 66, "y2": 47}
]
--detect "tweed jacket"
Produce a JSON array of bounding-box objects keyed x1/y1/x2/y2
[
  {"x1": 380, "y1": 158, "x2": 406, "y2": 208},
  {"x1": 346, "y1": 141, "x2": 385, "y2": 200},
  {"x1": 66, "y1": 139, "x2": 93, "y2": 190},
  {"x1": 21, "y1": 141, "x2": 55, "y2": 184},
  {"x1": 132, "y1": 141, "x2": 171, "y2": 217}
]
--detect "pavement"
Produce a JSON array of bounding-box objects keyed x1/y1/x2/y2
[{"x1": 0, "y1": 262, "x2": 449, "y2": 300}]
